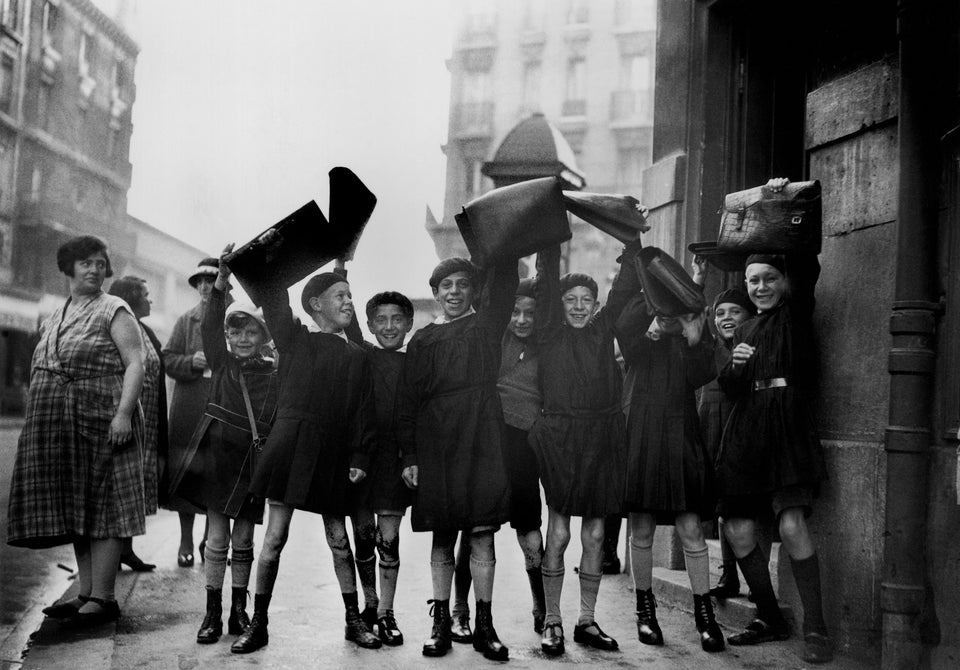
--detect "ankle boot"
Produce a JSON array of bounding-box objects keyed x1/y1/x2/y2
[
  {"x1": 227, "y1": 588, "x2": 250, "y2": 635},
  {"x1": 450, "y1": 605, "x2": 472, "y2": 642},
  {"x1": 710, "y1": 561, "x2": 741, "y2": 600},
  {"x1": 345, "y1": 603, "x2": 382, "y2": 649},
  {"x1": 694, "y1": 594, "x2": 725, "y2": 652},
  {"x1": 422, "y1": 599, "x2": 452, "y2": 657},
  {"x1": 636, "y1": 589, "x2": 664, "y2": 645},
  {"x1": 196, "y1": 587, "x2": 222, "y2": 644},
  {"x1": 473, "y1": 600, "x2": 509, "y2": 661},
  {"x1": 230, "y1": 594, "x2": 269, "y2": 654},
  {"x1": 526, "y1": 567, "x2": 546, "y2": 634}
]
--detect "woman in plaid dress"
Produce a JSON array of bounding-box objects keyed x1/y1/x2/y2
[{"x1": 7, "y1": 235, "x2": 145, "y2": 626}]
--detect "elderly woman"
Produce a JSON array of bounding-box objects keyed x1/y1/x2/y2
[
  {"x1": 163, "y1": 258, "x2": 220, "y2": 566},
  {"x1": 108, "y1": 276, "x2": 167, "y2": 572},
  {"x1": 7, "y1": 235, "x2": 145, "y2": 625}
]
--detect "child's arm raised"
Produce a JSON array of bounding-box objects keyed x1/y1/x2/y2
[
  {"x1": 534, "y1": 244, "x2": 563, "y2": 343},
  {"x1": 199, "y1": 244, "x2": 234, "y2": 372}
]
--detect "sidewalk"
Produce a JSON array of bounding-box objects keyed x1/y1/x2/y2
[{"x1": 19, "y1": 509, "x2": 878, "y2": 669}]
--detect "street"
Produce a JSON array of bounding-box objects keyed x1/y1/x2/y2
[{"x1": 0, "y1": 423, "x2": 874, "y2": 669}]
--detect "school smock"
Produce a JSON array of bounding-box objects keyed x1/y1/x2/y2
[
  {"x1": 527, "y1": 242, "x2": 632, "y2": 518},
  {"x1": 717, "y1": 254, "x2": 827, "y2": 497},
  {"x1": 170, "y1": 287, "x2": 278, "y2": 523},
  {"x1": 697, "y1": 341, "x2": 736, "y2": 463},
  {"x1": 396, "y1": 264, "x2": 517, "y2": 532},
  {"x1": 616, "y1": 247, "x2": 717, "y2": 521},
  {"x1": 250, "y1": 287, "x2": 374, "y2": 515}
]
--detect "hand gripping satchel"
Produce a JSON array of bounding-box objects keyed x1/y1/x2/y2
[
  {"x1": 561, "y1": 190, "x2": 651, "y2": 243},
  {"x1": 635, "y1": 246, "x2": 706, "y2": 317},
  {"x1": 716, "y1": 180, "x2": 822, "y2": 254}
]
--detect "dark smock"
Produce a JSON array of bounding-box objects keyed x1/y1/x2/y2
[
  {"x1": 717, "y1": 254, "x2": 827, "y2": 498},
  {"x1": 616, "y1": 248, "x2": 717, "y2": 522},
  {"x1": 697, "y1": 342, "x2": 735, "y2": 463},
  {"x1": 250, "y1": 287, "x2": 374, "y2": 515},
  {"x1": 397, "y1": 265, "x2": 517, "y2": 532},
  {"x1": 528, "y1": 243, "x2": 630, "y2": 518},
  {"x1": 170, "y1": 287, "x2": 278, "y2": 523}
]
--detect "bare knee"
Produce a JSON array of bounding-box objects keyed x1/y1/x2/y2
[
  {"x1": 674, "y1": 514, "x2": 706, "y2": 548},
  {"x1": 581, "y1": 519, "x2": 604, "y2": 552},
  {"x1": 723, "y1": 517, "x2": 756, "y2": 554},
  {"x1": 778, "y1": 509, "x2": 808, "y2": 546}
]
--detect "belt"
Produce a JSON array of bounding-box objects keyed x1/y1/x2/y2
[{"x1": 753, "y1": 377, "x2": 788, "y2": 391}]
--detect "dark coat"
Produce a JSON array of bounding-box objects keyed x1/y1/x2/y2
[
  {"x1": 397, "y1": 264, "x2": 517, "y2": 532},
  {"x1": 170, "y1": 288, "x2": 278, "y2": 522},
  {"x1": 717, "y1": 254, "x2": 827, "y2": 497},
  {"x1": 527, "y1": 242, "x2": 632, "y2": 518},
  {"x1": 250, "y1": 288, "x2": 374, "y2": 515}
]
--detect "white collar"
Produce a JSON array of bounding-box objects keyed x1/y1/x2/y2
[
  {"x1": 433, "y1": 306, "x2": 476, "y2": 325},
  {"x1": 373, "y1": 340, "x2": 406, "y2": 352}
]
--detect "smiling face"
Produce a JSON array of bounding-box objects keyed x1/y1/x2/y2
[
  {"x1": 226, "y1": 320, "x2": 267, "y2": 359},
  {"x1": 714, "y1": 302, "x2": 750, "y2": 341},
  {"x1": 310, "y1": 281, "x2": 354, "y2": 332},
  {"x1": 745, "y1": 263, "x2": 789, "y2": 311},
  {"x1": 508, "y1": 296, "x2": 536, "y2": 339},
  {"x1": 70, "y1": 252, "x2": 109, "y2": 295},
  {"x1": 368, "y1": 303, "x2": 413, "y2": 350},
  {"x1": 562, "y1": 286, "x2": 598, "y2": 329},
  {"x1": 433, "y1": 271, "x2": 475, "y2": 320}
]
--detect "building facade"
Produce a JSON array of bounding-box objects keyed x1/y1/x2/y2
[{"x1": 430, "y1": 0, "x2": 657, "y2": 291}]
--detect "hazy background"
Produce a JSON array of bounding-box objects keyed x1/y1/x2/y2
[{"x1": 123, "y1": 0, "x2": 453, "y2": 303}]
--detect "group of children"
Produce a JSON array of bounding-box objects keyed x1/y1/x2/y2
[{"x1": 168, "y1": 178, "x2": 832, "y2": 665}]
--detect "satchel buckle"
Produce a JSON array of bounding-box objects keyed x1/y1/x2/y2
[
  {"x1": 791, "y1": 215, "x2": 803, "y2": 225},
  {"x1": 735, "y1": 206, "x2": 746, "y2": 231},
  {"x1": 252, "y1": 436, "x2": 265, "y2": 453}
]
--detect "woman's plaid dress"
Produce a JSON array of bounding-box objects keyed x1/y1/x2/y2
[{"x1": 6, "y1": 292, "x2": 146, "y2": 549}]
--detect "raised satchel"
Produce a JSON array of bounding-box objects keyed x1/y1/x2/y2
[{"x1": 716, "y1": 180, "x2": 821, "y2": 254}]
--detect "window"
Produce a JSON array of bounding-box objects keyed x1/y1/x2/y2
[
  {"x1": 522, "y1": 61, "x2": 541, "y2": 111},
  {"x1": 0, "y1": 136, "x2": 11, "y2": 206},
  {"x1": 112, "y1": 59, "x2": 128, "y2": 99},
  {"x1": 567, "y1": 0, "x2": 589, "y2": 25},
  {"x1": 29, "y1": 165, "x2": 41, "y2": 202},
  {"x1": 619, "y1": 54, "x2": 651, "y2": 92},
  {"x1": 78, "y1": 32, "x2": 94, "y2": 78},
  {"x1": 36, "y1": 83, "x2": 50, "y2": 129},
  {"x1": 464, "y1": 159, "x2": 484, "y2": 199},
  {"x1": 107, "y1": 126, "x2": 119, "y2": 161},
  {"x1": 42, "y1": 1, "x2": 58, "y2": 48},
  {"x1": 563, "y1": 56, "x2": 587, "y2": 116},
  {"x1": 0, "y1": 54, "x2": 13, "y2": 114},
  {"x1": 1, "y1": 0, "x2": 19, "y2": 30}
]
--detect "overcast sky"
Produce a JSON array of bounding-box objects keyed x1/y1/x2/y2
[{"x1": 122, "y1": 0, "x2": 453, "y2": 302}]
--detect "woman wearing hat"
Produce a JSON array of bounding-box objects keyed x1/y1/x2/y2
[
  {"x1": 397, "y1": 257, "x2": 517, "y2": 661},
  {"x1": 170, "y1": 246, "x2": 279, "y2": 645},
  {"x1": 163, "y1": 257, "x2": 220, "y2": 567}
]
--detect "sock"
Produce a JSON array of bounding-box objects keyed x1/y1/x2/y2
[
  {"x1": 255, "y1": 556, "x2": 280, "y2": 596},
  {"x1": 736, "y1": 545, "x2": 783, "y2": 625},
  {"x1": 253, "y1": 592, "x2": 271, "y2": 617},
  {"x1": 430, "y1": 559, "x2": 455, "y2": 601},
  {"x1": 526, "y1": 567, "x2": 546, "y2": 617},
  {"x1": 541, "y1": 564, "x2": 564, "y2": 626},
  {"x1": 230, "y1": 544, "x2": 254, "y2": 591},
  {"x1": 204, "y1": 543, "x2": 228, "y2": 590},
  {"x1": 355, "y1": 555, "x2": 379, "y2": 610},
  {"x1": 378, "y1": 558, "x2": 399, "y2": 615},
  {"x1": 630, "y1": 537, "x2": 653, "y2": 591},
  {"x1": 577, "y1": 570, "x2": 602, "y2": 626},
  {"x1": 683, "y1": 545, "x2": 711, "y2": 596},
  {"x1": 470, "y1": 556, "x2": 495, "y2": 602},
  {"x1": 452, "y1": 543, "x2": 472, "y2": 616},
  {"x1": 342, "y1": 590, "x2": 359, "y2": 610},
  {"x1": 790, "y1": 553, "x2": 828, "y2": 635}
]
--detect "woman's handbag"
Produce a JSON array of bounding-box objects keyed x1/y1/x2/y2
[
  {"x1": 716, "y1": 180, "x2": 822, "y2": 254},
  {"x1": 635, "y1": 246, "x2": 706, "y2": 317}
]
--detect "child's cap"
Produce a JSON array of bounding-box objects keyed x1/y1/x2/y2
[
  {"x1": 300, "y1": 271, "x2": 349, "y2": 313},
  {"x1": 516, "y1": 277, "x2": 536, "y2": 299},
  {"x1": 745, "y1": 253, "x2": 786, "y2": 276},
  {"x1": 225, "y1": 301, "x2": 270, "y2": 340},
  {"x1": 559, "y1": 272, "x2": 598, "y2": 300},
  {"x1": 429, "y1": 257, "x2": 477, "y2": 290},
  {"x1": 712, "y1": 288, "x2": 756, "y2": 314}
]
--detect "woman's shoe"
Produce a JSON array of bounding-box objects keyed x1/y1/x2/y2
[
  {"x1": 573, "y1": 621, "x2": 619, "y2": 651},
  {"x1": 119, "y1": 553, "x2": 156, "y2": 572},
  {"x1": 42, "y1": 595, "x2": 88, "y2": 619},
  {"x1": 540, "y1": 623, "x2": 565, "y2": 656},
  {"x1": 178, "y1": 552, "x2": 195, "y2": 568},
  {"x1": 64, "y1": 597, "x2": 120, "y2": 628}
]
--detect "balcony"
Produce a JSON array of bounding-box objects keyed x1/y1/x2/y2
[
  {"x1": 453, "y1": 101, "x2": 494, "y2": 140},
  {"x1": 457, "y1": 12, "x2": 497, "y2": 49},
  {"x1": 609, "y1": 89, "x2": 653, "y2": 127},
  {"x1": 561, "y1": 98, "x2": 587, "y2": 118}
]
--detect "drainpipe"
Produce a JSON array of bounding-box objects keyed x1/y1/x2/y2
[{"x1": 881, "y1": 1, "x2": 939, "y2": 668}]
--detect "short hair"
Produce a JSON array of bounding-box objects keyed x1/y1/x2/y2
[
  {"x1": 365, "y1": 291, "x2": 414, "y2": 321},
  {"x1": 57, "y1": 235, "x2": 113, "y2": 278},
  {"x1": 108, "y1": 275, "x2": 147, "y2": 311}
]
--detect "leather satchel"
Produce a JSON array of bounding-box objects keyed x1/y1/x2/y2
[
  {"x1": 716, "y1": 180, "x2": 821, "y2": 254},
  {"x1": 636, "y1": 246, "x2": 705, "y2": 317},
  {"x1": 561, "y1": 190, "x2": 650, "y2": 243}
]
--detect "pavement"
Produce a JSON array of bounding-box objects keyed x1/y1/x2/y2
[{"x1": 11, "y1": 507, "x2": 879, "y2": 670}]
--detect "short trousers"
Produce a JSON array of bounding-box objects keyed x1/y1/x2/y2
[
  {"x1": 717, "y1": 485, "x2": 815, "y2": 520},
  {"x1": 503, "y1": 425, "x2": 543, "y2": 532}
]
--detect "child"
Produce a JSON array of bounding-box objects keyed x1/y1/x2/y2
[
  {"x1": 618, "y1": 247, "x2": 724, "y2": 652},
  {"x1": 170, "y1": 244, "x2": 279, "y2": 644},
  {"x1": 717, "y1": 179, "x2": 832, "y2": 665},
  {"x1": 397, "y1": 258, "x2": 517, "y2": 661},
  {"x1": 343, "y1": 291, "x2": 416, "y2": 646},
  {"x1": 529, "y1": 240, "x2": 635, "y2": 656},
  {"x1": 230, "y1": 249, "x2": 377, "y2": 654}
]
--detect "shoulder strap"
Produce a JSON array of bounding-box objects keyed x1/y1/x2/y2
[{"x1": 238, "y1": 372, "x2": 262, "y2": 450}]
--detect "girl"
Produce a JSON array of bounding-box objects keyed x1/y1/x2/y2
[
  {"x1": 170, "y1": 245, "x2": 279, "y2": 644},
  {"x1": 529, "y1": 240, "x2": 635, "y2": 656},
  {"x1": 717, "y1": 179, "x2": 832, "y2": 665}
]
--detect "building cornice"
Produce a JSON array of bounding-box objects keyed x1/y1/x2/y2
[
  {"x1": 69, "y1": 0, "x2": 139, "y2": 56},
  {"x1": 22, "y1": 125, "x2": 131, "y2": 190}
]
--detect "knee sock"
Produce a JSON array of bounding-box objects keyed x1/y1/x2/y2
[
  {"x1": 430, "y1": 558, "x2": 455, "y2": 602},
  {"x1": 541, "y1": 563, "x2": 564, "y2": 626},
  {"x1": 790, "y1": 553, "x2": 828, "y2": 636},
  {"x1": 204, "y1": 543, "x2": 228, "y2": 590},
  {"x1": 255, "y1": 555, "x2": 280, "y2": 597},
  {"x1": 230, "y1": 544, "x2": 254, "y2": 591},
  {"x1": 452, "y1": 544, "x2": 471, "y2": 616},
  {"x1": 378, "y1": 557, "x2": 399, "y2": 615},
  {"x1": 342, "y1": 590, "x2": 359, "y2": 612},
  {"x1": 526, "y1": 567, "x2": 546, "y2": 616},
  {"x1": 736, "y1": 545, "x2": 783, "y2": 625},
  {"x1": 355, "y1": 554, "x2": 379, "y2": 610},
  {"x1": 630, "y1": 537, "x2": 654, "y2": 591},
  {"x1": 470, "y1": 556, "x2": 495, "y2": 602},
  {"x1": 683, "y1": 545, "x2": 711, "y2": 596},
  {"x1": 577, "y1": 570, "x2": 602, "y2": 626}
]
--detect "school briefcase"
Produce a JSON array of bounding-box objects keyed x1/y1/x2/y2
[
  {"x1": 716, "y1": 180, "x2": 821, "y2": 254},
  {"x1": 562, "y1": 190, "x2": 650, "y2": 243},
  {"x1": 636, "y1": 246, "x2": 705, "y2": 317},
  {"x1": 455, "y1": 176, "x2": 571, "y2": 267},
  {"x1": 224, "y1": 167, "x2": 376, "y2": 305}
]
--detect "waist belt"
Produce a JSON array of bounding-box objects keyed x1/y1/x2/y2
[{"x1": 753, "y1": 377, "x2": 788, "y2": 391}]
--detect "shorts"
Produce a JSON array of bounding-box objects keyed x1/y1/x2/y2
[
  {"x1": 503, "y1": 425, "x2": 543, "y2": 532},
  {"x1": 717, "y1": 485, "x2": 815, "y2": 521}
]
